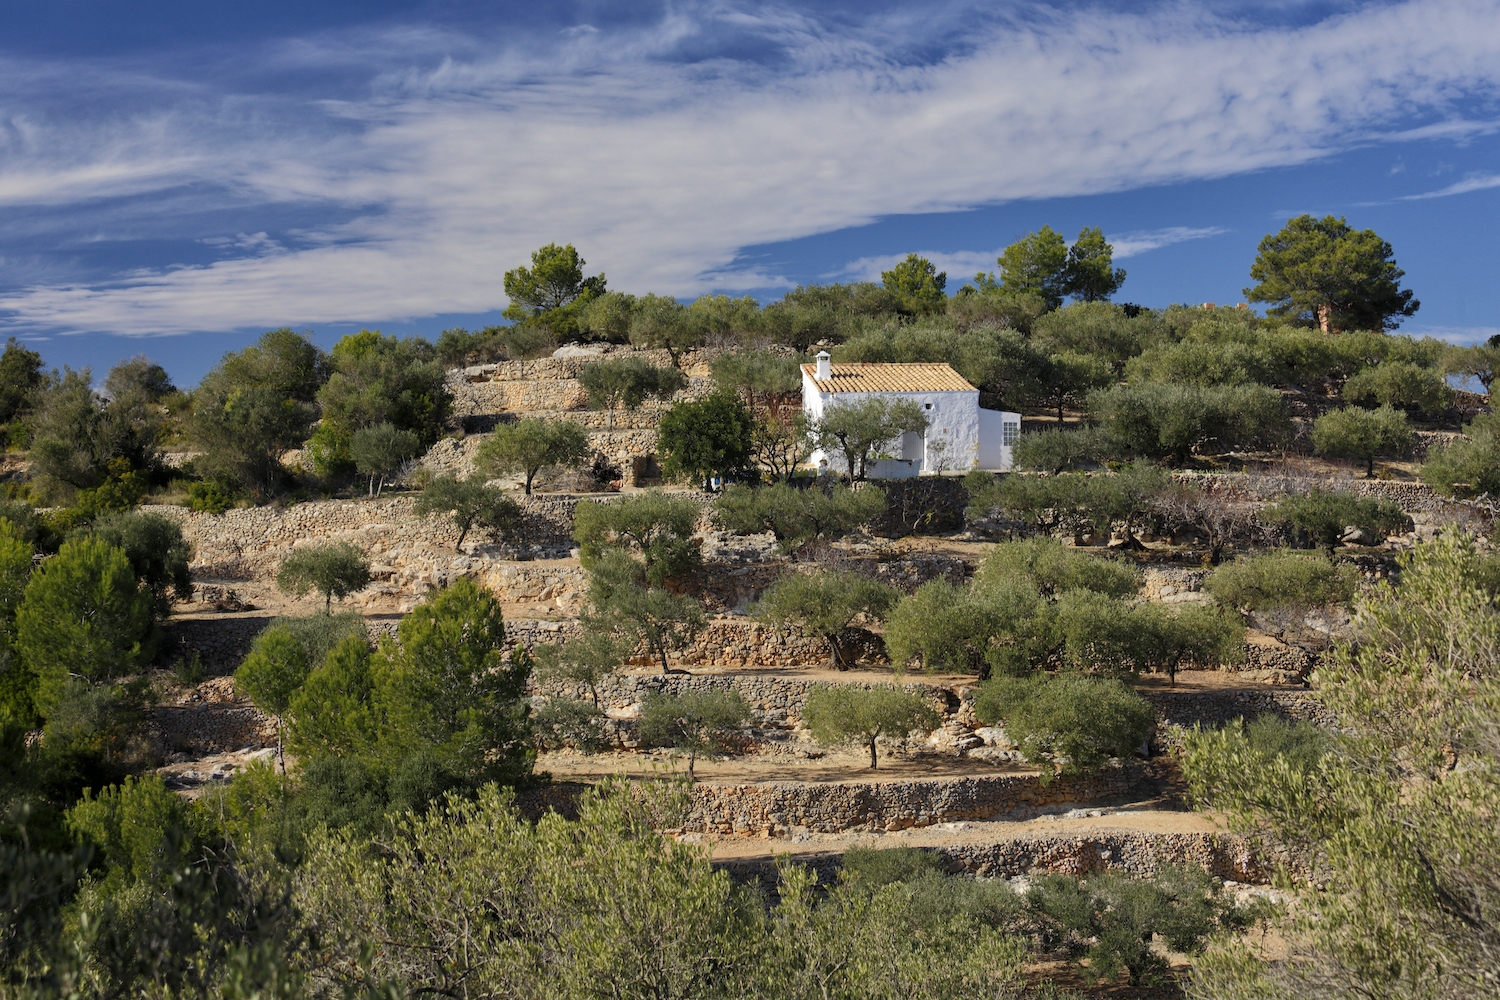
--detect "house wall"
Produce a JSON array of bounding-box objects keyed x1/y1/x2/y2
[
  {"x1": 978, "y1": 408, "x2": 1021, "y2": 472},
  {"x1": 801, "y1": 370, "x2": 982, "y2": 477}
]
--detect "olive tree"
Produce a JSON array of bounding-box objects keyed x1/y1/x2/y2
[
  {"x1": 584, "y1": 551, "x2": 703, "y2": 674},
  {"x1": 1205, "y1": 550, "x2": 1359, "y2": 611},
  {"x1": 276, "y1": 541, "x2": 371, "y2": 613},
  {"x1": 1262, "y1": 489, "x2": 1409, "y2": 555},
  {"x1": 755, "y1": 569, "x2": 900, "y2": 670},
  {"x1": 711, "y1": 481, "x2": 885, "y2": 552},
  {"x1": 351, "y1": 422, "x2": 422, "y2": 496},
  {"x1": 809, "y1": 397, "x2": 928, "y2": 481},
  {"x1": 475, "y1": 418, "x2": 591, "y2": 496},
  {"x1": 637, "y1": 689, "x2": 750, "y2": 780},
  {"x1": 1420, "y1": 412, "x2": 1500, "y2": 497},
  {"x1": 234, "y1": 627, "x2": 309, "y2": 769},
  {"x1": 801, "y1": 685, "x2": 941, "y2": 769},
  {"x1": 972, "y1": 673, "x2": 1154, "y2": 774},
  {"x1": 578, "y1": 357, "x2": 685, "y2": 428},
  {"x1": 414, "y1": 475, "x2": 521, "y2": 548},
  {"x1": 573, "y1": 490, "x2": 702, "y2": 586}
]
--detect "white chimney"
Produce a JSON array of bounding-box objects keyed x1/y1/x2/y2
[{"x1": 815, "y1": 350, "x2": 831, "y2": 380}]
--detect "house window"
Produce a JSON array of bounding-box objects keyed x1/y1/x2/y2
[
  {"x1": 924, "y1": 403, "x2": 932, "y2": 410},
  {"x1": 1002, "y1": 420, "x2": 1019, "y2": 446}
]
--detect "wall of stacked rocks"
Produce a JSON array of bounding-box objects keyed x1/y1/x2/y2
[
  {"x1": 681, "y1": 766, "x2": 1145, "y2": 837},
  {"x1": 713, "y1": 831, "x2": 1280, "y2": 883}
]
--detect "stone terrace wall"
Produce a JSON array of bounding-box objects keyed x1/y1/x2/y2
[
  {"x1": 715, "y1": 831, "x2": 1276, "y2": 883},
  {"x1": 683, "y1": 766, "x2": 1144, "y2": 837}
]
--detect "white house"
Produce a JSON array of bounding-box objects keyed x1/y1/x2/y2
[{"x1": 801, "y1": 352, "x2": 1021, "y2": 477}]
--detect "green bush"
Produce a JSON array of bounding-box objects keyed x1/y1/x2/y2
[
  {"x1": 656, "y1": 389, "x2": 754, "y2": 486},
  {"x1": 1312, "y1": 403, "x2": 1414, "y2": 476},
  {"x1": 1090, "y1": 382, "x2": 1289, "y2": 464},
  {"x1": 1009, "y1": 425, "x2": 1115, "y2": 473},
  {"x1": 1028, "y1": 865, "x2": 1239, "y2": 986},
  {"x1": 1262, "y1": 488, "x2": 1408, "y2": 555},
  {"x1": 711, "y1": 481, "x2": 885, "y2": 552},
  {"x1": 1125, "y1": 339, "x2": 1276, "y2": 386},
  {"x1": 976, "y1": 537, "x2": 1140, "y2": 598},
  {"x1": 15, "y1": 536, "x2": 155, "y2": 719},
  {"x1": 573, "y1": 489, "x2": 702, "y2": 586},
  {"x1": 1205, "y1": 550, "x2": 1359, "y2": 610},
  {"x1": 637, "y1": 689, "x2": 750, "y2": 779},
  {"x1": 801, "y1": 685, "x2": 941, "y2": 769},
  {"x1": 78, "y1": 511, "x2": 194, "y2": 615},
  {"x1": 883, "y1": 579, "x2": 1021, "y2": 675},
  {"x1": 972, "y1": 672, "x2": 1154, "y2": 774},
  {"x1": 1342, "y1": 360, "x2": 1453, "y2": 417},
  {"x1": 185, "y1": 475, "x2": 240, "y2": 514},
  {"x1": 275, "y1": 541, "x2": 371, "y2": 613},
  {"x1": 1420, "y1": 412, "x2": 1500, "y2": 497}
]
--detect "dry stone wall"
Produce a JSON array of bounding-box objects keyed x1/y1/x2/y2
[
  {"x1": 682, "y1": 767, "x2": 1144, "y2": 837},
  {"x1": 714, "y1": 831, "x2": 1276, "y2": 883}
]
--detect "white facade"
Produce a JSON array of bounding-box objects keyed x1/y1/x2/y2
[{"x1": 802, "y1": 354, "x2": 1020, "y2": 478}]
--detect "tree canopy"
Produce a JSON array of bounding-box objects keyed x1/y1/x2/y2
[{"x1": 1245, "y1": 214, "x2": 1419, "y2": 331}]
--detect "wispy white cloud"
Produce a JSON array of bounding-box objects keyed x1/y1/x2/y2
[
  {"x1": 1, "y1": 0, "x2": 1499, "y2": 334},
  {"x1": 1108, "y1": 227, "x2": 1231, "y2": 259},
  {"x1": 1407, "y1": 324, "x2": 1500, "y2": 345},
  {"x1": 1400, "y1": 172, "x2": 1500, "y2": 199}
]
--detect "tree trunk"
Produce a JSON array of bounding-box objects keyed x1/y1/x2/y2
[
  {"x1": 867, "y1": 736, "x2": 879, "y2": 769},
  {"x1": 324, "y1": 592, "x2": 332, "y2": 614},
  {"x1": 1058, "y1": 398, "x2": 1065, "y2": 423},
  {"x1": 524, "y1": 470, "x2": 535, "y2": 496},
  {"x1": 827, "y1": 635, "x2": 846, "y2": 671},
  {"x1": 368, "y1": 475, "x2": 375, "y2": 497},
  {"x1": 687, "y1": 749, "x2": 696, "y2": 782},
  {"x1": 1366, "y1": 455, "x2": 1375, "y2": 478},
  {"x1": 1317, "y1": 303, "x2": 1333, "y2": 333}
]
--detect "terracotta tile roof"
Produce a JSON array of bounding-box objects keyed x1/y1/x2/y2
[{"x1": 802, "y1": 362, "x2": 977, "y2": 394}]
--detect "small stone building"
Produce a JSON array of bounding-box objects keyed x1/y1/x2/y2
[{"x1": 801, "y1": 352, "x2": 1020, "y2": 477}]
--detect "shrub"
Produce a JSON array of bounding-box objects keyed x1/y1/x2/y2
[
  {"x1": 754, "y1": 569, "x2": 900, "y2": 669},
  {"x1": 78, "y1": 511, "x2": 194, "y2": 616},
  {"x1": 883, "y1": 579, "x2": 1007, "y2": 675},
  {"x1": 1342, "y1": 360, "x2": 1453, "y2": 417},
  {"x1": 655, "y1": 389, "x2": 754, "y2": 486},
  {"x1": 976, "y1": 538, "x2": 1140, "y2": 598},
  {"x1": 15, "y1": 536, "x2": 155, "y2": 719},
  {"x1": 1262, "y1": 488, "x2": 1408, "y2": 555},
  {"x1": 286, "y1": 635, "x2": 378, "y2": 760},
  {"x1": 532, "y1": 629, "x2": 630, "y2": 708},
  {"x1": 1028, "y1": 866, "x2": 1238, "y2": 986},
  {"x1": 1090, "y1": 382, "x2": 1289, "y2": 464},
  {"x1": 637, "y1": 689, "x2": 750, "y2": 779},
  {"x1": 1420, "y1": 411, "x2": 1500, "y2": 497},
  {"x1": 351, "y1": 422, "x2": 421, "y2": 496},
  {"x1": 1205, "y1": 550, "x2": 1359, "y2": 610},
  {"x1": 972, "y1": 673, "x2": 1154, "y2": 774},
  {"x1": 475, "y1": 418, "x2": 591, "y2": 495},
  {"x1": 276, "y1": 541, "x2": 371, "y2": 613},
  {"x1": 414, "y1": 474, "x2": 521, "y2": 548},
  {"x1": 184, "y1": 475, "x2": 241, "y2": 514},
  {"x1": 1010, "y1": 425, "x2": 1115, "y2": 473},
  {"x1": 573, "y1": 490, "x2": 702, "y2": 586},
  {"x1": 1312, "y1": 404, "x2": 1414, "y2": 477},
  {"x1": 583, "y1": 551, "x2": 704, "y2": 674},
  {"x1": 1125, "y1": 339, "x2": 1276, "y2": 386},
  {"x1": 711, "y1": 481, "x2": 885, "y2": 552},
  {"x1": 801, "y1": 685, "x2": 941, "y2": 769}
]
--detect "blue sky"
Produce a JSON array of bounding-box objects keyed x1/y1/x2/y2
[{"x1": 2, "y1": 0, "x2": 1499, "y2": 386}]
